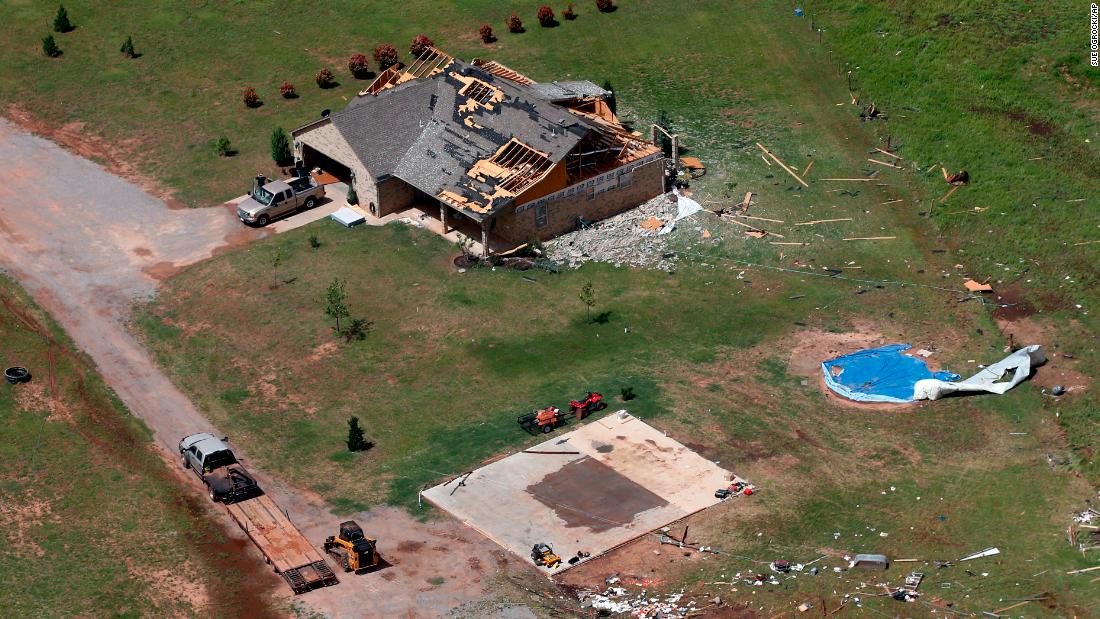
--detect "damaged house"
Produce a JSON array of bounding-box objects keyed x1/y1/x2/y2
[{"x1": 292, "y1": 48, "x2": 665, "y2": 254}]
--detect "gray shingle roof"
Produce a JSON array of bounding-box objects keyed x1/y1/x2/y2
[
  {"x1": 327, "y1": 59, "x2": 605, "y2": 219},
  {"x1": 529, "y1": 80, "x2": 610, "y2": 102}
]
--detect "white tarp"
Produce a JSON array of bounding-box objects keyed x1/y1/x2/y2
[
  {"x1": 659, "y1": 189, "x2": 703, "y2": 235},
  {"x1": 330, "y1": 207, "x2": 365, "y2": 227},
  {"x1": 913, "y1": 345, "x2": 1045, "y2": 401}
]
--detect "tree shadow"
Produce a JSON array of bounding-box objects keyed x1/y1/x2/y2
[
  {"x1": 318, "y1": 81, "x2": 340, "y2": 90},
  {"x1": 592, "y1": 311, "x2": 612, "y2": 324},
  {"x1": 540, "y1": 19, "x2": 560, "y2": 28}
]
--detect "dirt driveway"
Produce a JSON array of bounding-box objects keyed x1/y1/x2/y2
[{"x1": 0, "y1": 118, "x2": 537, "y2": 618}]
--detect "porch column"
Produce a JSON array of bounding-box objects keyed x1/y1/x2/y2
[
  {"x1": 440, "y1": 203, "x2": 449, "y2": 233},
  {"x1": 481, "y1": 220, "x2": 490, "y2": 258}
]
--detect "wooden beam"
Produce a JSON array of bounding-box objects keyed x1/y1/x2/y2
[
  {"x1": 820, "y1": 178, "x2": 874, "y2": 181},
  {"x1": 756, "y1": 143, "x2": 809, "y2": 187},
  {"x1": 733, "y1": 215, "x2": 785, "y2": 223},
  {"x1": 868, "y1": 158, "x2": 901, "y2": 169},
  {"x1": 801, "y1": 160, "x2": 815, "y2": 177},
  {"x1": 843, "y1": 236, "x2": 896, "y2": 241},
  {"x1": 795, "y1": 218, "x2": 852, "y2": 226},
  {"x1": 875, "y1": 147, "x2": 902, "y2": 160}
]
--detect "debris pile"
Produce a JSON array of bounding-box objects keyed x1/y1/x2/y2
[
  {"x1": 544, "y1": 193, "x2": 684, "y2": 270},
  {"x1": 579, "y1": 581, "x2": 697, "y2": 618}
]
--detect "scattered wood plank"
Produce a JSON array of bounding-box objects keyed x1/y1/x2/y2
[
  {"x1": 1074, "y1": 240, "x2": 1100, "y2": 246},
  {"x1": 770, "y1": 242, "x2": 808, "y2": 246},
  {"x1": 726, "y1": 217, "x2": 785, "y2": 238},
  {"x1": 522, "y1": 450, "x2": 581, "y2": 455},
  {"x1": 939, "y1": 185, "x2": 960, "y2": 202},
  {"x1": 875, "y1": 148, "x2": 902, "y2": 160},
  {"x1": 741, "y1": 191, "x2": 753, "y2": 211},
  {"x1": 756, "y1": 143, "x2": 809, "y2": 187},
  {"x1": 801, "y1": 160, "x2": 814, "y2": 177},
  {"x1": 795, "y1": 218, "x2": 852, "y2": 226},
  {"x1": 761, "y1": 154, "x2": 772, "y2": 166},
  {"x1": 868, "y1": 158, "x2": 901, "y2": 169},
  {"x1": 1027, "y1": 156, "x2": 1044, "y2": 161},
  {"x1": 881, "y1": 199, "x2": 903, "y2": 204},
  {"x1": 733, "y1": 214, "x2": 785, "y2": 223},
  {"x1": 1067, "y1": 198, "x2": 1086, "y2": 202},
  {"x1": 992, "y1": 600, "x2": 1032, "y2": 615},
  {"x1": 1066, "y1": 565, "x2": 1100, "y2": 574},
  {"x1": 820, "y1": 178, "x2": 874, "y2": 182},
  {"x1": 843, "y1": 236, "x2": 896, "y2": 241}
]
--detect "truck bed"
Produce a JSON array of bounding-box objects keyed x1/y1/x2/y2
[{"x1": 225, "y1": 494, "x2": 338, "y2": 594}]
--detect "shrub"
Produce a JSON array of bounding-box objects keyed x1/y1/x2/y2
[
  {"x1": 309, "y1": 235, "x2": 321, "y2": 249},
  {"x1": 563, "y1": 3, "x2": 577, "y2": 19},
  {"x1": 347, "y1": 53, "x2": 369, "y2": 78},
  {"x1": 214, "y1": 136, "x2": 233, "y2": 157},
  {"x1": 41, "y1": 35, "x2": 62, "y2": 58},
  {"x1": 346, "y1": 182, "x2": 358, "y2": 205},
  {"x1": 620, "y1": 386, "x2": 636, "y2": 401},
  {"x1": 315, "y1": 67, "x2": 335, "y2": 88},
  {"x1": 479, "y1": 24, "x2": 495, "y2": 43},
  {"x1": 373, "y1": 44, "x2": 398, "y2": 70},
  {"x1": 507, "y1": 14, "x2": 524, "y2": 33},
  {"x1": 242, "y1": 86, "x2": 260, "y2": 107},
  {"x1": 595, "y1": 0, "x2": 615, "y2": 12},
  {"x1": 280, "y1": 81, "x2": 296, "y2": 98},
  {"x1": 120, "y1": 35, "x2": 136, "y2": 58},
  {"x1": 53, "y1": 5, "x2": 73, "y2": 33},
  {"x1": 537, "y1": 6, "x2": 555, "y2": 27},
  {"x1": 409, "y1": 34, "x2": 434, "y2": 58},
  {"x1": 270, "y1": 127, "x2": 292, "y2": 166}
]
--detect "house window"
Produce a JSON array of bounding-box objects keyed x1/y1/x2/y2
[
  {"x1": 587, "y1": 186, "x2": 596, "y2": 200},
  {"x1": 619, "y1": 172, "x2": 633, "y2": 188},
  {"x1": 535, "y1": 205, "x2": 548, "y2": 228}
]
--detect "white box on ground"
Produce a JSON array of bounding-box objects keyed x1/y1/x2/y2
[{"x1": 330, "y1": 207, "x2": 365, "y2": 227}]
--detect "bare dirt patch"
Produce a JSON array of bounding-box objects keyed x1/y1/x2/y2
[
  {"x1": 995, "y1": 316, "x2": 1090, "y2": 393},
  {"x1": 0, "y1": 490, "x2": 53, "y2": 558}
]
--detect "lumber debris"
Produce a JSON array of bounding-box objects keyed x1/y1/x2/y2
[
  {"x1": 963, "y1": 279, "x2": 993, "y2": 293},
  {"x1": 820, "y1": 178, "x2": 874, "y2": 182},
  {"x1": 881, "y1": 199, "x2": 903, "y2": 204},
  {"x1": 1073, "y1": 240, "x2": 1100, "y2": 246},
  {"x1": 868, "y1": 158, "x2": 901, "y2": 169},
  {"x1": 725, "y1": 216, "x2": 784, "y2": 238},
  {"x1": 939, "y1": 185, "x2": 960, "y2": 202},
  {"x1": 875, "y1": 147, "x2": 902, "y2": 160},
  {"x1": 733, "y1": 214, "x2": 785, "y2": 223},
  {"x1": 740, "y1": 191, "x2": 753, "y2": 211},
  {"x1": 802, "y1": 160, "x2": 814, "y2": 177},
  {"x1": 756, "y1": 143, "x2": 809, "y2": 187},
  {"x1": 795, "y1": 218, "x2": 852, "y2": 226},
  {"x1": 770, "y1": 242, "x2": 808, "y2": 246},
  {"x1": 843, "y1": 236, "x2": 896, "y2": 241}
]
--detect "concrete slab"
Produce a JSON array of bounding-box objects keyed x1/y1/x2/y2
[{"x1": 422, "y1": 412, "x2": 738, "y2": 574}]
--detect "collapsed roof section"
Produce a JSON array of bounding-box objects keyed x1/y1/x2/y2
[{"x1": 331, "y1": 47, "x2": 660, "y2": 221}]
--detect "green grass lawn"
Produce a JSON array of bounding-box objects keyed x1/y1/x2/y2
[{"x1": 0, "y1": 276, "x2": 281, "y2": 618}]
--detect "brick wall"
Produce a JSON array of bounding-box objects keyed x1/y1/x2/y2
[
  {"x1": 493, "y1": 156, "x2": 665, "y2": 246},
  {"x1": 375, "y1": 177, "x2": 417, "y2": 217}
]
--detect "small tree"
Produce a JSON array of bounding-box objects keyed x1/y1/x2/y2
[
  {"x1": 346, "y1": 416, "x2": 371, "y2": 452},
  {"x1": 563, "y1": 3, "x2": 577, "y2": 20},
  {"x1": 271, "y1": 248, "x2": 285, "y2": 289},
  {"x1": 347, "y1": 53, "x2": 369, "y2": 78},
  {"x1": 537, "y1": 6, "x2": 556, "y2": 27},
  {"x1": 42, "y1": 35, "x2": 62, "y2": 58},
  {"x1": 655, "y1": 109, "x2": 673, "y2": 156},
  {"x1": 479, "y1": 24, "x2": 495, "y2": 43},
  {"x1": 215, "y1": 136, "x2": 233, "y2": 157},
  {"x1": 120, "y1": 35, "x2": 136, "y2": 58},
  {"x1": 242, "y1": 86, "x2": 260, "y2": 107},
  {"x1": 602, "y1": 79, "x2": 617, "y2": 114},
  {"x1": 595, "y1": 0, "x2": 615, "y2": 12},
  {"x1": 324, "y1": 278, "x2": 349, "y2": 333},
  {"x1": 409, "y1": 34, "x2": 434, "y2": 58},
  {"x1": 579, "y1": 282, "x2": 596, "y2": 321},
  {"x1": 315, "y1": 67, "x2": 335, "y2": 88},
  {"x1": 270, "y1": 127, "x2": 292, "y2": 166},
  {"x1": 53, "y1": 5, "x2": 73, "y2": 33},
  {"x1": 280, "y1": 81, "x2": 296, "y2": 98},
  {"x1": 507, "y1": 14, "x2": 524, "y2": 33},
  {"x1": 373, "y1": 44, "x2": 398, "y2": 70}
]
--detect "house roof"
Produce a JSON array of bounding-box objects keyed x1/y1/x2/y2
[
  {"x1": 529, "y1": 80, "x2": 610, "y2": 102},
  {"x1": 325, "y1": 57, "x2": 609, "y2": 220}
]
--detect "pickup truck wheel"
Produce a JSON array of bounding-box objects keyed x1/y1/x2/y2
[
  {"x1": 208, "y1": 486, "x2": 220, "y2": 502},
  {"x1": 181, "y1": 455, "x2": 189, "y2": 469},
  {"x1": 256, "y1": 214, "x2": 269, "y2": 227},
  {"x1": 303, "y1": 197, "x2": 316, "y2": 210}
]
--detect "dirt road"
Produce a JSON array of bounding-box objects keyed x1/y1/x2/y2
[{"x1": 0, "y1": 118, "x2": 537, "y2": 618}]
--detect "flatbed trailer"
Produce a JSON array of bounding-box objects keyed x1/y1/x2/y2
[{"x1": 225, "y1": 494, "x2": 338, "y2": 594}]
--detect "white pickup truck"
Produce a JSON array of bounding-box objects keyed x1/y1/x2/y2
[{"x1": 237, "y1": 174, "x2": 326, "y2": 226}]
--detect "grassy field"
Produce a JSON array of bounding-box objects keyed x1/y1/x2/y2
[
  {"x1": 0, "y1": 276, "x2": 281, "y2": 618},
  {"x1": 4, "y1": 0, "x2": 1099, "y2": 615}
]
